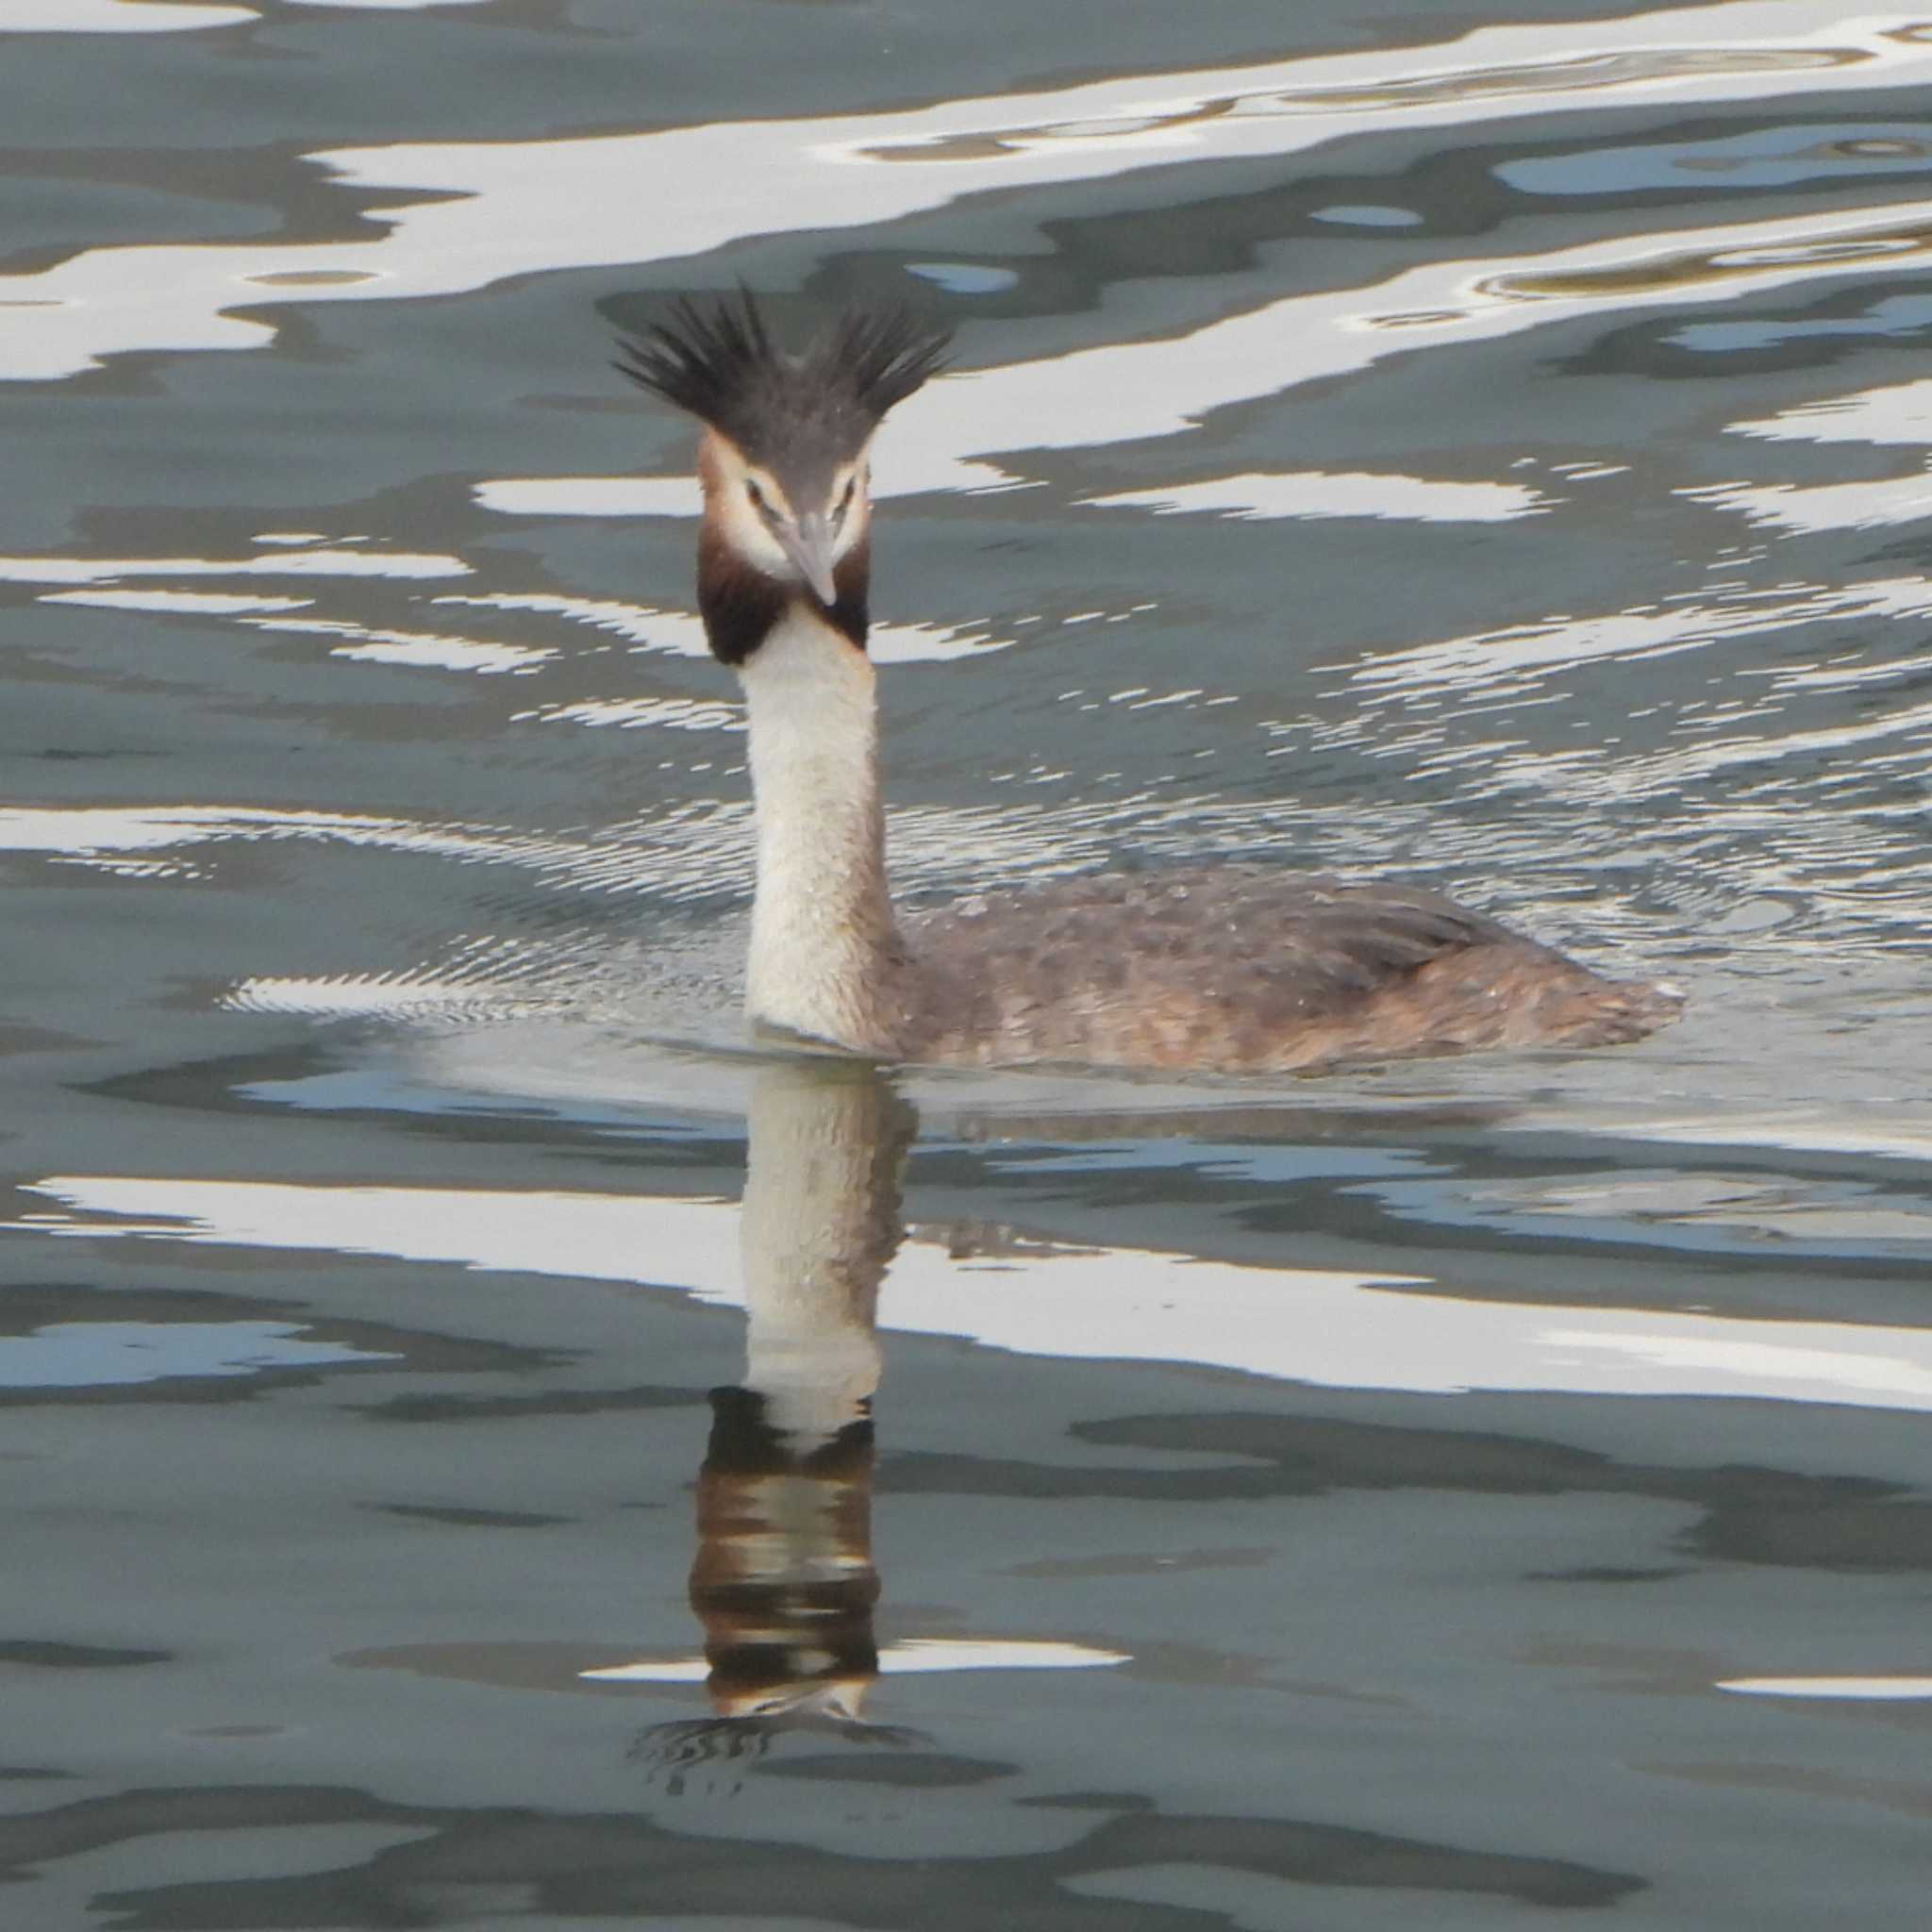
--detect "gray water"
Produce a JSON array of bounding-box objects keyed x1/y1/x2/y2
[{"x1": 3, "y1": 2, "x2": 1931, "y2": 1926}]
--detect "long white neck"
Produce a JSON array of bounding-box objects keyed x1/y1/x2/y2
[{"x1": 738, "y1": 606, "x2": 906, "y2": 1052}]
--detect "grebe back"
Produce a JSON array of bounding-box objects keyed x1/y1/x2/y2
[{"x1": 615, "y1": 293, "x2": 1681, "y2": 1073}]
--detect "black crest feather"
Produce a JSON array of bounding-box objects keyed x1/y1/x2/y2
[{"x1": 614, "y1": 291, "x2": 950, "y2": 466}]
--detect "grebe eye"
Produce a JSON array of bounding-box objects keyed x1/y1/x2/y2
[{"x1": 745, "y1": 477, "x2": 770, "y2": 513}]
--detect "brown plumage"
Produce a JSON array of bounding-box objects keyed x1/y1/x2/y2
[{"x1": 899, "y1": 869, "x2": 1679, "y2": 1071}]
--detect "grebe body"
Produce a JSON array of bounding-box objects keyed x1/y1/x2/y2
[{"x1": 616, "y1": 295, "x2": 1680, "y2": 1074}]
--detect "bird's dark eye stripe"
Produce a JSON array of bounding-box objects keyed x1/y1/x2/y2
[{"x1": 744, "y1": 478, "x2": 786, "y2": 527}]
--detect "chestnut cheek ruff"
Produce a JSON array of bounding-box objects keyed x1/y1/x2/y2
[
  {"x1": 698, "y1": 525, "x2": 871, "y2": 664},
  {"x1": 696, "y1": 524, "x2": 790, "y2": 667}
]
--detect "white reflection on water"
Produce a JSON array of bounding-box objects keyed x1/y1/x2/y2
[
  {"x1": 1686, "y1": 373, "x2": 1932, "y2": 530},
  {"x1": 3, "y1": 6, "x2": 1931, "y2": 384},
  {"x1": 0, "y1": 0, "x2": 254, "y2": 30},
  {"x1": 39, "y1": 589, "x2": 312, "y2": 616},
  {"x1": 1644, "y1": 1119, "x2": 1932, "y2": 1162},
  {"x1": 474, "y1": 477, "x2": 699, "y2": 520},
  {"x1": 435, "y1": 591, "x2": 707, "y2": 655},
  {"x1": 1733, "y1": 374, "x2": 1932, "y2": 445},
  {"x1": 251, "y1": 616, "x2": 558, "y2": 676},
  {"x1": 1685, "y1": 473, "x2": 1932, "y2": 532},
  {"x1": 513, "y1": 696, "x2": 741, "y2": 734},
  {"x1": 1718, "y1": 1675, "x2": 1932, "y2": 1700},
  {"x1": 0, "y1": 802, "x2": 576, "y2": 872},
  {"x1": 11, "y1": 1174, "x2": 1932, "y2": 1412},
  {"x1": 1086, "y1": 471, "x2": 1554, "y2": 524},
  {"x1": 0, "y1": 549, "x2": 469, "y2": 583},
  {"x1": 0, "y1": 796, "x2": 723, "y2": 906},
  {"x1": 586, "y1": 1641, "x2": 1128, "y2": 1684},
  {"x1": 1338, "y1": 574, "x2": 1932, "y2": 698},
  {"x1": 285, "y1": 0, "x2": 480, "y2": 11}
]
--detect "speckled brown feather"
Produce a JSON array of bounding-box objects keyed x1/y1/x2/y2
[{"x1": 889, "y1": 867, "x2": 1680, "y2": 1072}]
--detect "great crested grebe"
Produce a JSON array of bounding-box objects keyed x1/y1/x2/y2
[{"x1": 615, "y1": 293, "x2": 1681, "y2": 1072}]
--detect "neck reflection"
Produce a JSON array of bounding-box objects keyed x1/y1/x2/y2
[{"x1": 646, "y1": 1058, "x2": 920, "y2": 1774}]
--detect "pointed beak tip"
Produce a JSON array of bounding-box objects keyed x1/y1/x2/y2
[{"x1": 780, "y1": 520, "x2": 840, "y2": 608}]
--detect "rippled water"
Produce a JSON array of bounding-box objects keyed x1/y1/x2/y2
[{"x1": 3, "y1": 3, "x2": 1930, "y2": 1927}]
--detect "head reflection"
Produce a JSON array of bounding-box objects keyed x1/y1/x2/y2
[{"x1": 639, "y1": 1058, "x2": 924, "y2": 1787}]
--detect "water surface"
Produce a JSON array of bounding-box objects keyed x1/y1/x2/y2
[{"x1": 2, "y1": 3, "x2": 1930, "y2": 1927}]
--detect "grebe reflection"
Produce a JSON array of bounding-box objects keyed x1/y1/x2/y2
[{"x1": 636, "y1": 1060, "x2": 925, "y2": 1787}]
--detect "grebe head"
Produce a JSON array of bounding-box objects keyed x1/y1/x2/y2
[{"x1": 616, "y1": 292, "x2": 950, "y2": 655}]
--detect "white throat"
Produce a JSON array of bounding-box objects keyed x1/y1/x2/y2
[{"x1": 738, "y1": 606, "x2": 903, "y2": 1053}]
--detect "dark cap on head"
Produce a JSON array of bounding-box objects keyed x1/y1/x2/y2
[{"x1": 614, "y1": 291, "x2": 951, "y2": 470}]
